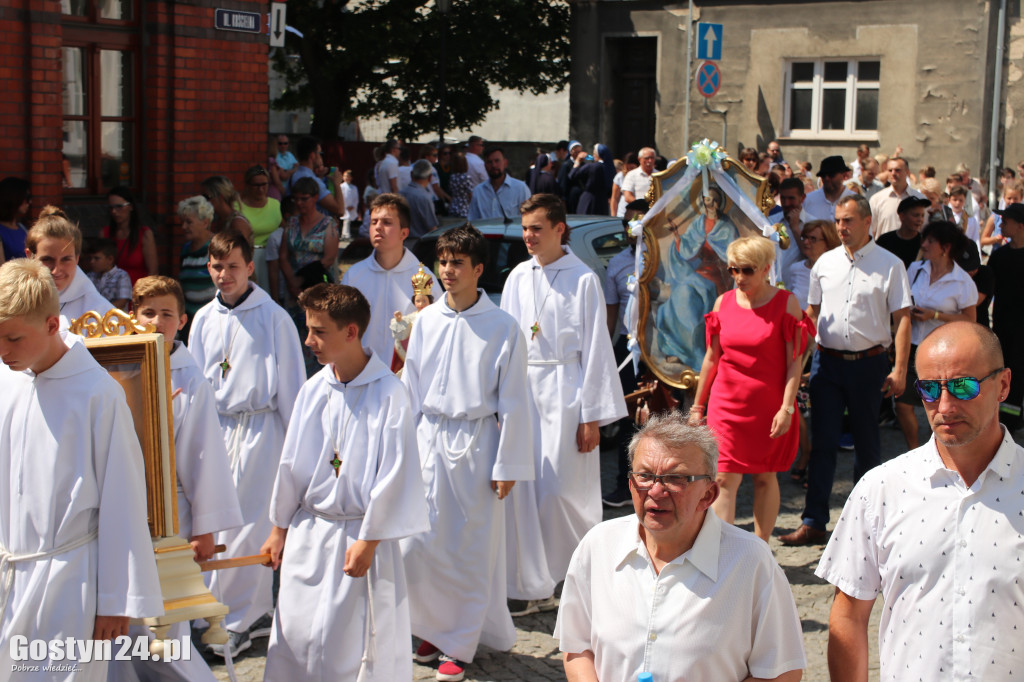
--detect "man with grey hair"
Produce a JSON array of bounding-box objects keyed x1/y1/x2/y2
[
  {"x1": 554, "y1": 411, "x2": 805, "y2": 682},
  {"x1": 399, "y1": 159, "x2": 438, "y2": 238},
  {"x1": 781, "y1": 193, "x2": 911, "y2": 546}
]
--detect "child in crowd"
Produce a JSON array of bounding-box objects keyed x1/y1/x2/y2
[
  {"x1": 265, "y1": 195, "x2": 296, "y2": 306},
  {"x1": 401, "y1": 225, "x2": 534, "y2": 682},
  {"x1": 947, "y1": 185, "x2": 981, "y2": 251},
  {"x1": 982, "y1": 180, "x2": 1023, "y2": 252},
  {"x1": 25, "y1": 206, "x2": 112, "y2": 329},
  {"x1": 187, "y1": 230, "x2": 305, "y2": 657},
  {"x1": 262, "y1": 283, "x2": 427, "y2": 680},
  {"x1": 0, "y1": 259, "x2": 162, "y2": 677},
  {"x1": 341, "y1": 193, "x2": 440, "y2": 363},
  {"x1": 111, "y1": 275, "x2": 244, "y2": 681},
  {"x1": 87, "y1": 237, "x2": 132, "y2": 310}
]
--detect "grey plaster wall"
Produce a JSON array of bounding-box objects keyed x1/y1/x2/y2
[{"x1": 571, "y1": 0, "x2": 1012, "y2": 182}]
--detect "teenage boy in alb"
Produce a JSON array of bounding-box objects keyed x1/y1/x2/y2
[
  {"x1": 0, "y1": 259, "x2": 162, "y2": 679},
  {"x1": 187, "y1": 230, "x2": 305, "y2": 657},
  {"x1": 110, "y1": 276, "x2": 243, "y2": 682},
  {"x1": 262, "y1": 283, "x2": 428, "y2": 680},
  {"x1": 401, "y1": 225, "x2": 534, "y2": 682},
  {"x1": 341, "y1": 194, "x2": 441, "y2": 365},
  {"x1": 501, "y1": 194, "x2": 627, "y2": 615}
]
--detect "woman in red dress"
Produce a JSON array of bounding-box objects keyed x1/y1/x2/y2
[
  {"x1": 101, "y1": 186, "x2": 158, "y2": 284},
  {"x1": 688, "y1": 237, "x2": 814, "y2": 541}
]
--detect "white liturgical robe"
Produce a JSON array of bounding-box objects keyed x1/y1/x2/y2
[
  {"x1": 264, "y1": 352, "x2": 428, "y2": 681},
  {"x1": 501, "y1": 247, "x2": 627, "y2": 597},
  {"x1": 341, "y1": 248, "x2": 442, "y2": 365},
  {"x1": 188, "y1": 284, "x2": 305, "y2": 633},
  {"x1": 0, "y1": 338, "x2": 163, "y2": 681},
  {"x1": 114, "y1": 342, "x2": 245, "y2": 682},
  {"x1": 400, "y1": 292, "x2": 534, "y2": 662},
  {"x1": 59, "y1": 266, "x2": 113, "y2": 331}
]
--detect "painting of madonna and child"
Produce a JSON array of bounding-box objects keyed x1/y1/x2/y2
[{"x1": 636, "y1": 157, "x2": 773, "y2": 389}]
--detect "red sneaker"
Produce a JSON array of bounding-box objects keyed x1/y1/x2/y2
[
  {"x1": 414, "y1": 640, "x2": 440, "y2": 663},
  {"x1": 436, "y1": 655, "x2": 466, "y2": 682}
]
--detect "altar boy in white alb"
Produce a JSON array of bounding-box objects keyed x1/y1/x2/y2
[
  {"x1": 501, "y1": 194, "x2": 627, "y2": 613},
  {"x1": 341, "y1": 193, "x2": 442, "y2": 363},
  {"x1": 261, "y1": 283, "x2": 428, "y2": 681},
  {"x1": 187, "y1": 231, "x2": 305, "y2": 657},
  {"x1": 24, "y1": 207, "x2": 112, "y2": 330},
  {"x1": 108, "y1": 276, "x2": 244, "y2": 682},
  {"x1": 0, "y1": 259, "x2": 163, "y2": 681},
  {"x1": 401, "y1": 225, "x2": 534, "y2": 682}
]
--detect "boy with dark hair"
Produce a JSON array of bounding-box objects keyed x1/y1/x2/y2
[
  {"x1": 341, "y1": 193, "x2": 441, "y2": 364},
  {"x1": 501, "y1": 193, "x2": 627, "y2": 615},
  {"x1": 401, "y1": 225, "x2": 533, "y2": 681},
  {"x1": 111, "y1": 275, "x2": 243, "y2": 681},
  {"x1": 262, "y1": 283, "x2": 427, "y2": 680},
  {"x1": 187, "y1": 229, "x2": 305, "y2": 657},
  {"x1": 0, "y1": 259, "x2": 162, "y2": 676},
  {"x1": 87, "y1": 237, "x2": 131, "y2": 310}
]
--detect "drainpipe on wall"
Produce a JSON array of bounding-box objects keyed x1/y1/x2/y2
[
  {"x1": 704, "y1": 97, "x2": 727, "y2": 150},
  {"x1": 684, "y1": 0, "x2": 694, "y2": 146},
  {"x1": 988, "y1": 0, "x2": 1007, "y2": 209}
]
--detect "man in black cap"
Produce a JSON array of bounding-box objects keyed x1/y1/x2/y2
[
  {"x1": 803, "y1": 155, "x2": 856, "y2": 221},
  {"x1": 877, "y1": 196, "x2": 929, "y2": 269},
  {"x1": 988, "y1": 202, "x2": 1024, "y2": 430}
]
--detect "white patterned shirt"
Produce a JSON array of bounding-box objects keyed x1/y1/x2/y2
[
  {"x1": 555, "y1": 513, "x2": 805, "y2": 682},
  {"x1": 816, "y1": 428, "x2": 1024, "y2": 681}
]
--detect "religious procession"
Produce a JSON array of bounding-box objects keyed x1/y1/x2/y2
[{"x1": 3, "y1": 128, "x2": 1023, "y2": 682}]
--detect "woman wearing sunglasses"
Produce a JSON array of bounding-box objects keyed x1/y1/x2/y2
[
  {"x1": 689, "y1": 237, "x2": 815, "y2": 542},
  {"x1": 896, "y1": 220, "x2": 978, "y2": 449},
  {"x1": 101, "y1": 185, "x2": 158, "y2": 285},
  {"x1": 238, "y1": 165, "x2": 282, "y2": 292}
]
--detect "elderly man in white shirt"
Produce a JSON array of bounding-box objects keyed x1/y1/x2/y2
[
  {"x1": 817, "y1": 322, "x2": 1023, "y2": 681},
  {"x1": 555, "y1": 412, "x2": 806, "y2": 682},
  {"x1": 870, "y1": 156, "x2": 924, "y2": 238},
  {"x1": 465, "y1": 135, "x2": 489, "y2": 187},
  {"x1": 621, "y1": 147, "x2": 656, "y2": 204},
  {"x1": 781, "y1": 194, "x2": 912, "y2": 546}
]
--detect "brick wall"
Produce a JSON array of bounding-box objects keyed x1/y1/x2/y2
[{"x1": 0, "y1": 0, "x2": 270, "y2": 274}]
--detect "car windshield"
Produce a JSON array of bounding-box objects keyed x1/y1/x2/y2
[{"x1": 412, "y1": 235, "x2": 529, "y2": 295}]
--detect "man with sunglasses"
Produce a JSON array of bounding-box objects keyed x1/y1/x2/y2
[
  {"x1": 816, "y1": 322, "x2": 1021, "y2": 681},
  {"x1": 781, "y1": 194, "x2": 912, "y2": 546},
  {"x1": 554, "y1": 411, "x2": 805, "y2": 682}
]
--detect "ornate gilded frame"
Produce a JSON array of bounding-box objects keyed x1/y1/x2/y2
[
  {"x1": 637, "y1": 158, "x2": 772, "y2": 389},
  {"x1": 73, "y1": 310, "x2": 178, "y2": 538}
]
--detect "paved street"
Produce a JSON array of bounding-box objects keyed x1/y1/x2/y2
[{"x1": 208, "y1": 413, "x2": 926, "y2": 682}]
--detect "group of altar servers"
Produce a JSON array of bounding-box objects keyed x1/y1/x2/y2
[{"x1": 0, "y1": 192, "x2": 626, "y2": 681}]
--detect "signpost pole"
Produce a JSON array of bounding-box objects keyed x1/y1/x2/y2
[{"x1": 684, "y1": 0, "x2": 694, "y2": 147}]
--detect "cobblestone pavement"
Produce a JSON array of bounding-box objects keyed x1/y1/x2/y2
[{"x1": 209, "y1": 416, "x2": 932, "y2": 682}]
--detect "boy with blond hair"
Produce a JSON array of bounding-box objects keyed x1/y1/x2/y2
[
  {"x1": 0, "y1": 259, "x2": 162, "y2": 678},
  {"x1": 262, "y1": 283, "x2": 427, "y2": 680}
]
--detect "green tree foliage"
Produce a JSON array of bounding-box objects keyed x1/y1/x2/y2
[{"x1": 272, "y1": 0, "x2": 570, "y2": 140}]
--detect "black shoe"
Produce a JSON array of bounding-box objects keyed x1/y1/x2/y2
[{"x1": 602, "y1": 487, "x2": 631, "y2": 508}]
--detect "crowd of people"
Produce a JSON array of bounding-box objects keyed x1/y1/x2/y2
[{"x1": 0, "y1": 132, "x2": 1023, "y2": 682}]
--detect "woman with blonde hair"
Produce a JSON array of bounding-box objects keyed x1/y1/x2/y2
[
  {"x1": 26, "y1": 206, "x2": 112, "y2": 328},
  {"x1": 689, "y1": 236, "x2": 815, "y2": 541},
  {"x1": 201, "y1": 175, "x2": 253, "y2": 242}
]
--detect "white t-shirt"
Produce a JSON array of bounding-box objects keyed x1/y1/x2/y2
[
  {"x1": 621, "y1": 167, "x2": 652, "y2": 203},
  {"x1": 817, "y1": 429, "x2": 1024, "y2": 681},
  {"x1": 375, "y1": 154, "x2": 400, "y2": 194}
]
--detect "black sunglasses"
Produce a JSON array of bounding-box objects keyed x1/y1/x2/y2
[
  {"x1": 914, "y1": 368, "x2": 1004, "y2": 403},
  {"x1": 727, "y1": 265, "x2": 756, "y2": 276}
]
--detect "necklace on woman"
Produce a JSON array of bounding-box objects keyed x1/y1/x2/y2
[
  {"x1": 218, "y1": 311, "x2": 246, "y2": 379},
  {"x1": 531, "y1": 267, "x2": 560, "y2": 340}
]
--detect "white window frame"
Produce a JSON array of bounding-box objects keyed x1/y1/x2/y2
[{"x1": 782, "y1": 59, "x2": 880, "y2": 141}]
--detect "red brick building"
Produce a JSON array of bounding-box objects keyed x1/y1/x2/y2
[{"x1": 0, "y1": 0, "x2": 271, "y2": 271}]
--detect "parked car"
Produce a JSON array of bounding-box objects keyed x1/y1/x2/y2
[{"x1": 410, "y1": 216, "x2": 629, "y2": 302}]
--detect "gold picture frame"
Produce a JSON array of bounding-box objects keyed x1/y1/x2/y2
[
  {"x1": 637, "y1": 157, "x2": 772, "y2": 389},
  {"x1": 75, "y1": 311, "x2": 178, "y2": 538}
]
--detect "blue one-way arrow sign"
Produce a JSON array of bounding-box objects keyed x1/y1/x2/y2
[{"x1": 697, "y1": 23, "x2": 723, "y2": 61}]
